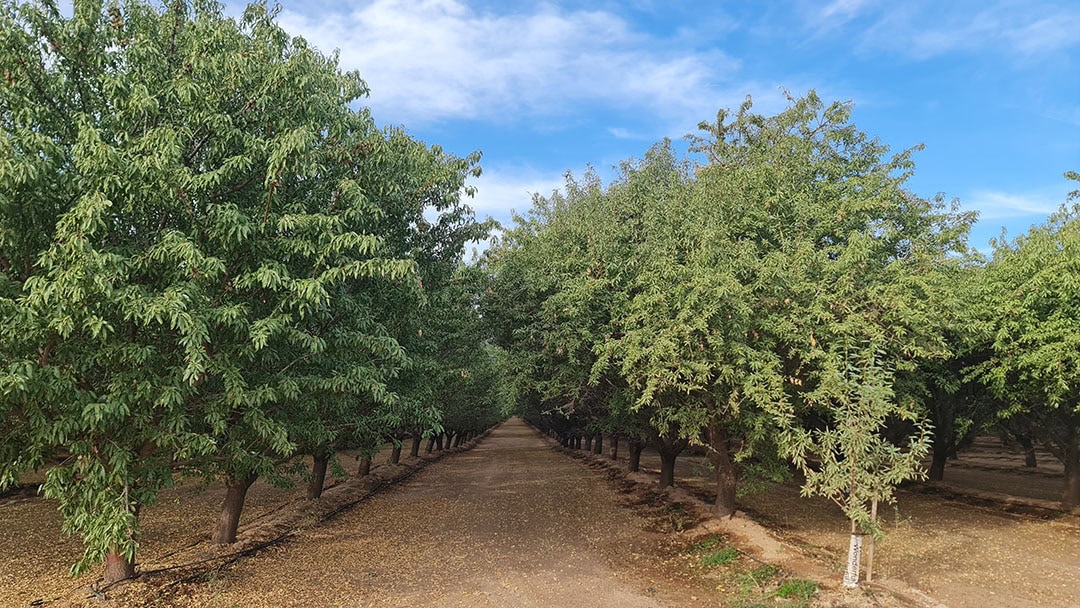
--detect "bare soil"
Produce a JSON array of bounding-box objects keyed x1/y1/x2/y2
[
  {"x1": 624, "y1": 437, "x2": 1080, "y2": 608},
  {"x1": 0, "y1": 445, "x2": 396, "y2": 608},
  {"x1": 5, "y1": 425, "x2": 1076, "y2": 608},
  {"x1": 151, "y1": 419, "x2": 713, "y2": 608}
]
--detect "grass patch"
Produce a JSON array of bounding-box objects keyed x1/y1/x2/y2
[
  {"x1": 700, "y1": 546, "x2": 739, "y2": 566},
  {"x1": 775, "y1": 578, "x2": 818, "y2": 601},
  {"x1": 686, "y1": 537, "x2": 816, "y2": 608},
  {"x1": 736, "y1": 563, "x2": 780, "y2": 591}
]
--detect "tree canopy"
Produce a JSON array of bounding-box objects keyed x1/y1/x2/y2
[{"x1": 0, "y1": 0, "x2": 508, "y2": 580}]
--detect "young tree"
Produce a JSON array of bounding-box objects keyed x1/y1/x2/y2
[{"x1": 784, "y1": 344, "x2": 931, "y2": 587}]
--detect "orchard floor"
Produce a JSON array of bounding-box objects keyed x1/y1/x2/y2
[
  {"x1": 3, "y1": 423, "x2": 1078, "y2": 608},
  {"x1": 623, "y1": 440, "x2": 1080, "y2": 608},
  {"x1": 141, "y1": 419, "x2": 710, "y2": 608},
  {"x1": 0, "y1": 445, "x2": 398, "y2": 608}
]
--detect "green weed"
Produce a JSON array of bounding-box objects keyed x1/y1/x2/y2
[
  {"x1": 775, "y1": 578, "x2": 818, "y2": 601},
  {"x1": 700, "y1": 546, "x2": 739, "y2": 566},
  {"x1": 736, "y1": 563, "x2": 780, "y2": 591}
]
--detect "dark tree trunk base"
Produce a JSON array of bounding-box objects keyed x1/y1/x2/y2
[
  {"x1": 410, "y1": 435, "x2": 422, "y2": 458},
  {"x1": 1017, "y1": 433, "x2": 1038, "y2": 468},
  {"x1": 390, "y1": 445, "x2": 402, "y2": 464},
  {"x1": 1065, "y1": 439, "x2": 1080, "y2": 509},
  {"x1": 308, "y1": 454, "x2": 328, "y2": 500},
  {"x1": 708, "y1": 424, "x2": 737, "y2": 517},
  {"x1": 659, "y1": 451, "x2": 677, "y2": 488},
  {"x1": 929, "y1": 449, "x2": 948, "y2": 482},
  {"x1": 357, "y1": 455, "x2": 371, "y2": 477},
  {"x1": 212, "y1": 475, "x2": 256, "y2": 545},
  {"x1": 104, "y1": 548, "x2": 135, "y2": 582},
  {"x1": 628, "y1": 442, "x2": 644, "y2": 472}
]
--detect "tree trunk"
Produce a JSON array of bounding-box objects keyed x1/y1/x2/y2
[
  {"x1": 357, "y1": 455, "x2": 371, "y2": 477},
  {"x1": 104, "y1": 548, "x2": 136, "y2": 582},
  {"x1": 628, "y1": 441, "x2": 644, "y2": 472},
  {"x1": 574, "y1": 436, "x2": 582, "y2": 449},
  {"x1": 426, "y1": 437, "x2": 436, "y2": 454},
  {"x1": 708, "y1": 424, "x2": 737, "y2": 517},
  {"x1": 929, "y1": 447, "x2": 948, "y2": 482},
  {"x1": 212, "y1": 475, "x2": 256, "y2": 544},
  {"x1": 929, "y1": 405, "x2": 954, "y2": 482},
  {"x1": 592, "y1": 433, "x2": 603, "y2": 455},
  {"x1": 436, "y1": 434, "x2": 444, "y2": 450},
  {"x1": 410, "y1": 435, "x2": 422, "y2": 458},
  {"x1": 659, "y1": 450, "x2": 677, "y2": 488},
  {"x1": 1017, "y1": 433, "x2": 1038, "y2": 468},
  {"x1": 654, "y1": 433, "x2": 687, "y2": 488},
  {"x1": 390, "y1": 444, "x2": 402, "y2": 464},
  {"x1": 584, "y1": 435, "x2": 593, "y2": 451},
  {"x1": 307, "y1": 454, "x2": 328, "y2": 500},
  {"x1": 608, "y1": 435, "x2": 618, "y2": 460},
  {"x1": 1064, "y1": 434, "x2": 1080, "y2": 509},
  {"x1": 103, "y1": 500, "x2": 141, "y2": 582}
]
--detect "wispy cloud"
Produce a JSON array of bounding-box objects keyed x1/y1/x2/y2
[
  {"x1": 853, "y1": 1, "x2": 1080, "y2": 60},
  {"x1": 814, "y1": 0, "x2": 872, "y2": 28},
  {"x1": 608, "y1": 127, "x2": 652, "y2": 140},
  {"x1": 964, "y1": 188, "x2": 1070, "y2": 221},
  {"x1": 276, "y1": 0, "x2": 751, "y2": 127}
]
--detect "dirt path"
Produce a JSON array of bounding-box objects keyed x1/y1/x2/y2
[{"x1": 170, "y1": 419, "x2": 697, "y2": 608}]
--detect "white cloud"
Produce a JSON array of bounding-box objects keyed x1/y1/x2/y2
[
  {"x1": 816, "y1": 0, "x2": 872, "y2": 26},
  {"x1": 276, "y1": 0, "x2": 746, "y2": 127},
  {"x1": 855, "y1": 2, "x2": 1080, "y2": 60},
  {"x1": 608, "y1": 126, "x2": 651, "y2": 140},
  {"x1": 461, "y1": 166, "x2": 567, "y2": 223},
  {"x1": 1007, "y1": 14, "x2": 1080, "y2": 56},
  {"x1": 964, "y1": 188, "x2": 1069, "y2": 220}
]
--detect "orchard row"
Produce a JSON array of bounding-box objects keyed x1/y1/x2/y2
[
  {"x1": 0, "y1": 1, "x2": 510, "y2": 582},
  {"x1": 478, "y1": 94, "x2": 1080, "y2": 547}
]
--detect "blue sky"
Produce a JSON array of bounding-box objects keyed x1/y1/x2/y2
[{"x1": 264, "y1": 0, "x2": 1079, "y2": 250}]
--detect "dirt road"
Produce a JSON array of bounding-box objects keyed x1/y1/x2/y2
[{"x1": 172, "y1": 419, "x2": 694, "y2": 607}]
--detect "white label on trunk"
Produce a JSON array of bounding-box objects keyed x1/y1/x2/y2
[{"x1": 844, "y1": 533, "x2": 863, "y2": 589}]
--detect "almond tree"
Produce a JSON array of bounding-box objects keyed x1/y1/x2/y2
[
  {"x1": 695, "y1": 93, "x2": 974, "y2": 585},
  {"x1": 0, "y1": 0, "x2": 476, "y2": 579},
  {"x1": 975, "y1": 180, "x2": 1080, "y2": 508}
]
